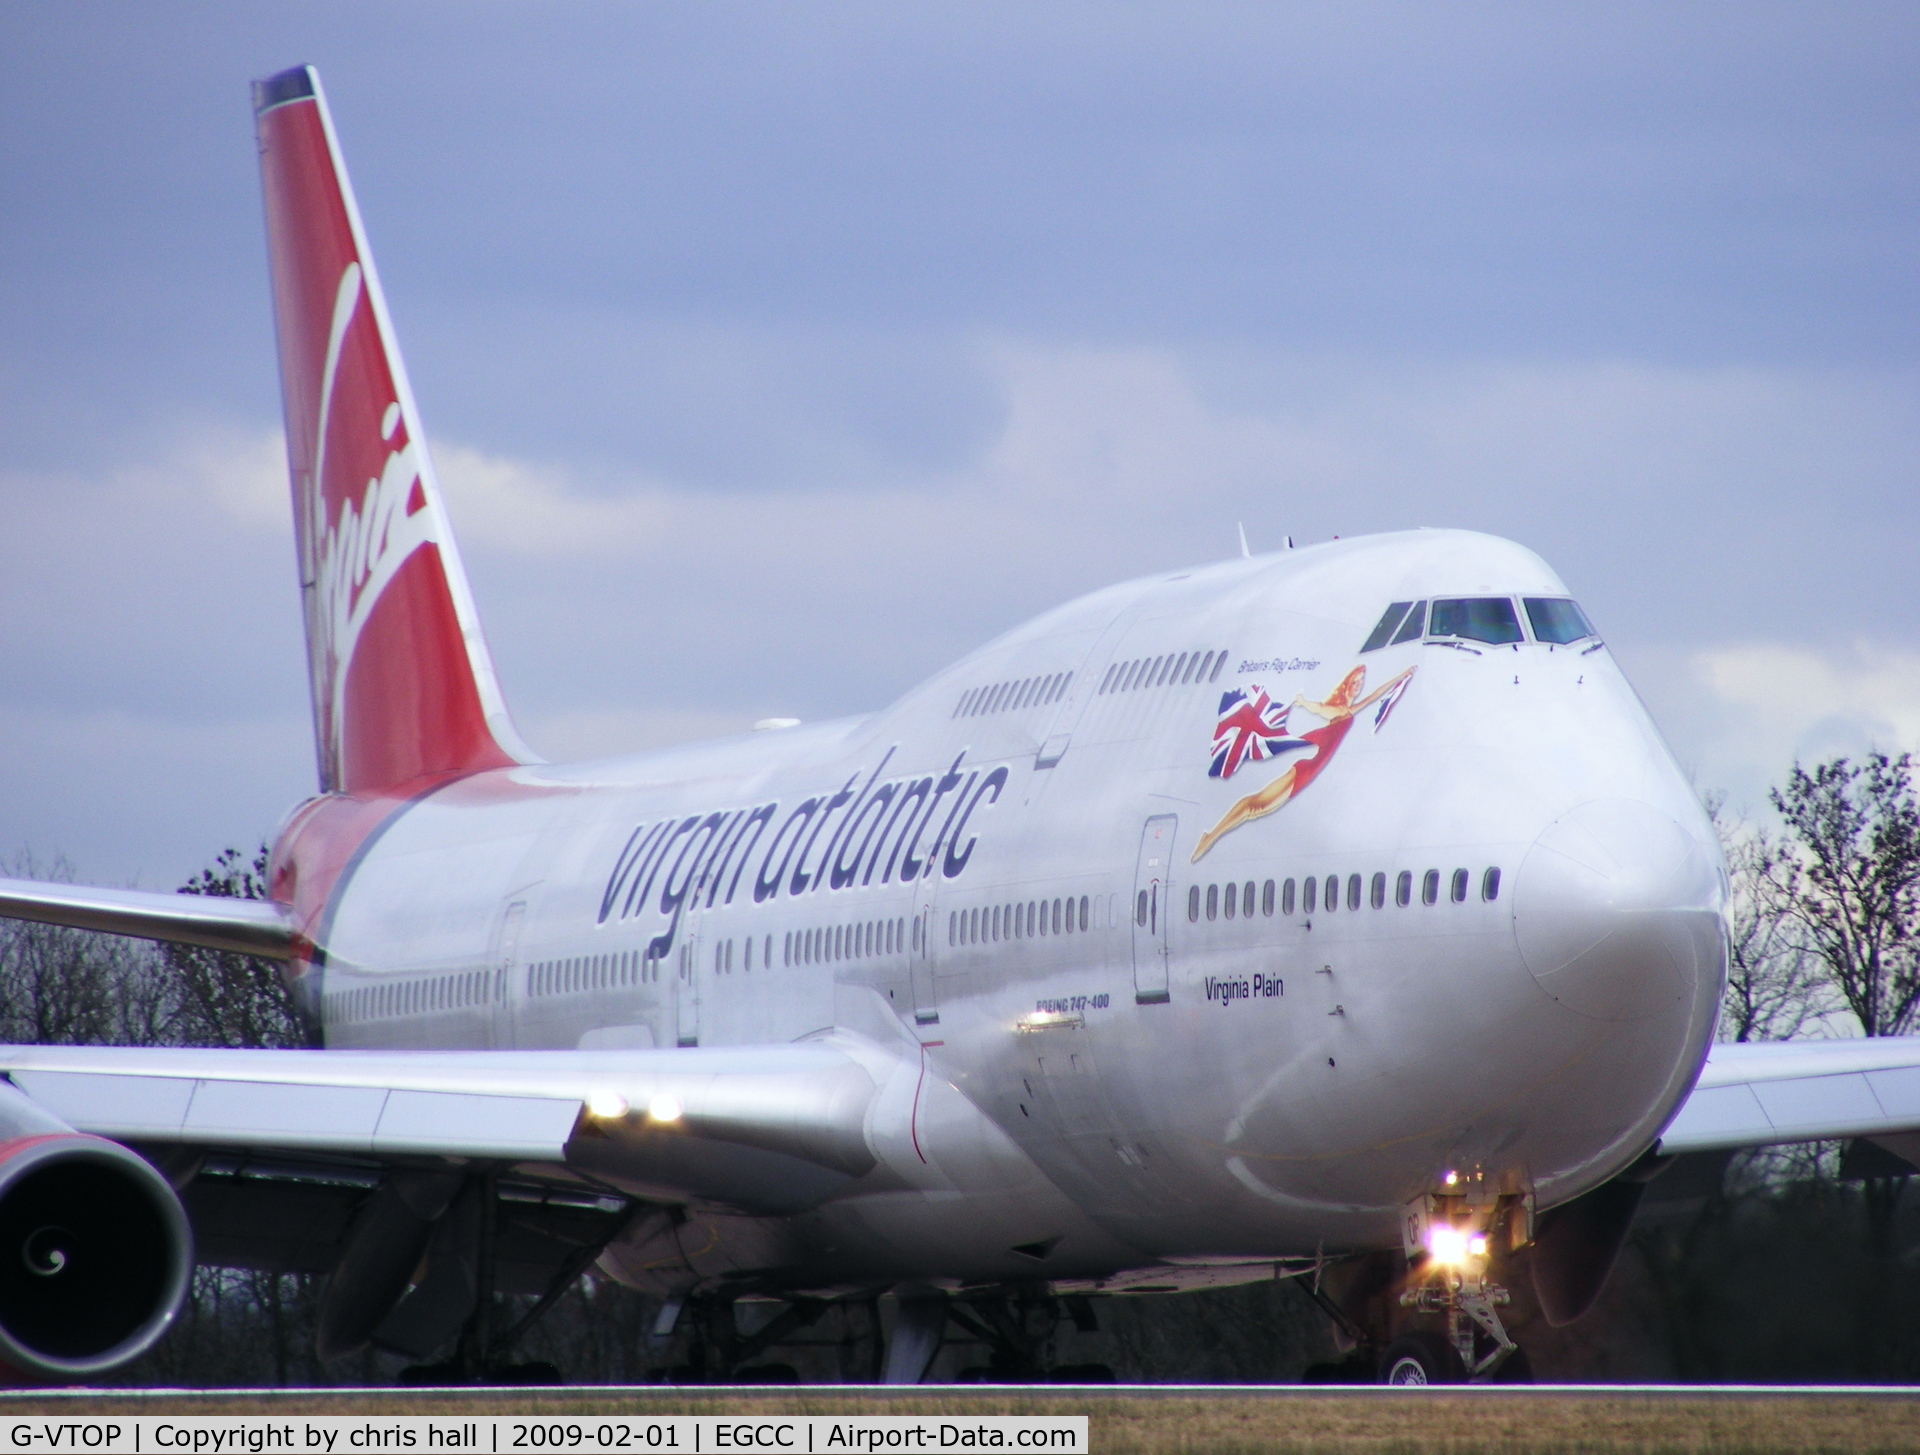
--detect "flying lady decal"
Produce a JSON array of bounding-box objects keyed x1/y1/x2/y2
[{"x1": 1191, "y1": 663, "x2": 1415, "y2": 862}]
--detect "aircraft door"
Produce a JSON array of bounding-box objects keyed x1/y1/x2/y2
[
  {"x1": 910, "y1": 882, "x2": 940, "y2": 1027},
  {"x1": 1132, "y1": 816, "x2": 1176, "y2": 1004},
  {"x1": 675, "y1": 909, "x2": 701, "y2": 1047},
  {"x1": 493, "y1": 899, "x2": 527, "y2": 1048}
]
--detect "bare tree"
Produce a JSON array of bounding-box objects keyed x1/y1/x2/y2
[
  {"x1": 1760, "y1": 752, "x2": 1920, "y2": 1263},
  {"x1": 1709, "y1": 801, "x2": 1830, "y2": 1043},
  {"x1": 1766, "y1": 753, "x2": 1920, "y2": 1040},
  {"x1": 169, "y1": 845, "x2": 314, "y2": 1050},
  {"x1": 0, "y1": 852, "x2": 180, "y2": 1048}
]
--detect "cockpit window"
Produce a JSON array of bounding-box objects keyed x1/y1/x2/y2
[
  {"x1": 1428, "y1": 597, "x2": 1523, "y2": 645},
  {"x1": 1523, "y1": 597, "x2": 1596, "y2": 645},
  {"x1": 1361, "y1": 602, "x2": 1413, "y2": 653},
  {"x1": 1390, "y1": 599, "x2": 1426, "y2": 645}
]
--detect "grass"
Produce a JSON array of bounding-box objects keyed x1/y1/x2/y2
[{"x1": 6, "y1": 1389, "x2": 1919, "y2": 1454}]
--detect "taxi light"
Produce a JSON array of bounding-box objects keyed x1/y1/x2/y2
[
  {"x1": 1467, "y1": 1233, "x2": 1489, "y2": 1258},
  {"x1": 586, "y1": 1091, "x2": 629, "y2": 1120},
  {"x1": 1426, "y1": 1225, "x2": 1469, "y2": 1265},
  {"x1": 647, "y1": 1094, "x2": 684, "y2": 1124}
]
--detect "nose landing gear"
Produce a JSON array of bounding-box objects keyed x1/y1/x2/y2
[
  {"x1": 1395, "y1": 1265, "x2": 1517, "y2": 1382},
  {"x1": 1394, "y1": 1176, "x2": 1533, "y2": 1383}
]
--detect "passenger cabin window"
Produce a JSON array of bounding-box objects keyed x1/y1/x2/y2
[
  {"x1": 1428, "y1": 597, "x2": 1524, "y2": 645},
  {"x1": 1188, "y1": 879, "x2": 1274, "y2": 925},
  {"x1": 955, "y1": 671, "x2": 1075, "y2": 718},
  {"x1": 1451, "y1": 868, "x2": 1470, "y2": 903},
  {"x1": 1099, "y1": 649, "x2": 1228, "y2": 695},
  {"x1": 1524, "y1": 597, "x2": 1597, "y2": 645}
]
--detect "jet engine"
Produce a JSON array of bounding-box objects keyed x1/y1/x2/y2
[
  {"x1": 1528, "y1": 1149, "x2": 1669, "y2": 1326},
  {"x1": 0, "y1": 1083, "x2": 192, "y2": 1379}
]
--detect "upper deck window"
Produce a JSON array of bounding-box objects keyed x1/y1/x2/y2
[
  {"x1": 1523, "y1": 597, "x2": 1597, "y2": 645},
  {"x1": 1428, "y1": 597, "x2": 1523, "y2": 646}
]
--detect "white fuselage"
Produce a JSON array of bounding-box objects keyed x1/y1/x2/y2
[{"x1": 304, "y1": 529, "x2": 1725, "y2": 1295}]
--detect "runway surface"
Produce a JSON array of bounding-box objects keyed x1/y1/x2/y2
[{"x1": 3, "y1": 1386, "x2": 1918, "y2": 1453}]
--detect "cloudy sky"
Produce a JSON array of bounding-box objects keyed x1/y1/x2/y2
[{"x1": 2, "y1": 3, "x2": 1916, "y2": 888}]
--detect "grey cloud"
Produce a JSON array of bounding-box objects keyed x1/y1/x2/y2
[{"x1": 2, "y1": 3, "x2": 1916, "y2": 885}]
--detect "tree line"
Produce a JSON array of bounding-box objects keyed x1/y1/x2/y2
[{"x1": 2, "y1": 750, "x2": 1917, "y2": 1383}]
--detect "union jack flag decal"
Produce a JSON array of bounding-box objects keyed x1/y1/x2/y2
[
  {"x1": 1372, "y1": 673, "x2": 1413, "y2": 730},
  {"x1": 1209, "y1": 684, "x2": 1308, "y2": 779}
]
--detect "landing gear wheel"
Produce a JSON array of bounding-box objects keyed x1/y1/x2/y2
[{"x1": 1380, "y1": 1331, "x2": 1464, "y2": 1385}]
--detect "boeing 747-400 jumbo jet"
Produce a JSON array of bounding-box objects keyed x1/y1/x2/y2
[{"x1": 3, "y1": 65, "x2": 1919, "y2": 1387}]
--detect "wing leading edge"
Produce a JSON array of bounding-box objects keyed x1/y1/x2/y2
[
  {"x1": 0, "y1": 877, "x2": 295, "y2": 959},
  {"x1": 0, "y1": 1041, "x2": 879, "y2": 1214},
  {"x1": 1660, "y1": 1035, "x2": 1920, "y2": 1157}
]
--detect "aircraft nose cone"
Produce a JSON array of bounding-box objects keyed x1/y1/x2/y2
[{"x1": 1513, "y1": 798, "x2": 1723, "y2": 1021}]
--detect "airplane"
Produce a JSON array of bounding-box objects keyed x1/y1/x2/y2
[{"x1": 1, "y1": 63, "x2": 1917, "y2": 1388}]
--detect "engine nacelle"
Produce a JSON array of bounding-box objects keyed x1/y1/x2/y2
[{"x1": 0, "y1": 1086, "x2": 192, "y2": 1380}]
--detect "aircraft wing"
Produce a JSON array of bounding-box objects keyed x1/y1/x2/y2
[
  {"x1": 1659, "y1": 1035, "x2": 1920, "y2": 1156},
  {"x1": 0, "y1": 1041, "x2": 879, "y2": 1214},
  {"x1": 0, "y1": 876, "x2": 295, "y2": 959}
]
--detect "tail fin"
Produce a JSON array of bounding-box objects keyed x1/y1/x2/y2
[{"x1": 253, "y1": 65, "x2": 533, "y2": 795}]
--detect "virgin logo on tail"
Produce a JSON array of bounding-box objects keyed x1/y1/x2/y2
[
  {"x1": 258, "y1": 65, "x2": 521, "y2": 796},
  {"x1": 305, "y1": 261, "x2": 440, "y2": 775}
]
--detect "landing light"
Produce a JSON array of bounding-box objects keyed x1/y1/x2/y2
[
  {"x1": 647, "y1": 1094, "x2": 684, "y2": 1124},
  {"x1": 1016, "y1": 1010, "x2": 1083, "y2": 1032},
  {"x1": 586, "y1": 1091, "x2": 629, "y2": 1120},
  {"x1": 1426, "y1": 1225, "x2": 1488, "y2": 1267},
  {"x1": 1427, "y1": 1225, "x2": 1466, "y2": 1264}
]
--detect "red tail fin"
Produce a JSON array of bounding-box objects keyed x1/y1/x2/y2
[{"x1": 254, "y1": 65, "x2": 530, "y2": 795}]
